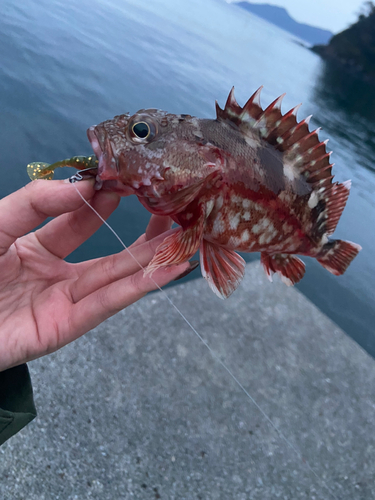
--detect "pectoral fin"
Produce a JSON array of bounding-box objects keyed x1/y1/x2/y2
[
  {"x1": 139, "y1": 181, "x2": 205, "y2": 216},
  {"x1": 140, "y1": 170, "x2": 223, "y2": 216},
  {"x1": 145, "y1": 207, "x2": 205, "y2": 275},
  {"x1": 261, "y1": 252, "x2": 305, "y2": 286},
  {"x1": 200, "y1": 239, "x2": 246, "y2": 299}
]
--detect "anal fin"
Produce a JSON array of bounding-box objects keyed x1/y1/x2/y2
[
  {"x1": 261, "y1": 252, "x2": 305, "y2": 286},
  {"x1": 200, "y1": 240, "x2": 246, "y2": 299}
]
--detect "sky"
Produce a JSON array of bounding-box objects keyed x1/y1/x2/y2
[{"x1": 228, "y1": 0, "x2": 369, "y2": 33}]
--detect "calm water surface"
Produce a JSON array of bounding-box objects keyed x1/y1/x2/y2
[{"x1": 1, "y1": 0, "x2": 374, "y2": 354}]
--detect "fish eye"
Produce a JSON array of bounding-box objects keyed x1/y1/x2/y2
[
  {"x1": 132, "y1": 122, "x2": 150, "y2": 139},
  {"x1": 129, "y1": 117, "x2": 157, "y2": 144}
]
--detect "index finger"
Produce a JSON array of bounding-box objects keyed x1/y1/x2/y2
[
  {"x1": 145, "y1": 214, "x2": 173, "y2": 240},
  {"x1": 0, "y1": 179, "x2": 96, "y2": 256}
]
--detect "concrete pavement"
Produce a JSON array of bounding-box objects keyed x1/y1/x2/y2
[{"x1": 1, "y1": 262, "x2": 374, "y2": 499}]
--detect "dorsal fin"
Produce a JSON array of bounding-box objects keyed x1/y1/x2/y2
[
  {"x1": 216, "y1": 87, "x2": 334, "y2": 188},
  {"x1": 314, "y1": 180, "x2": 351, "y2": 236},
  {"x1": 215, "y1": 86, "x2": 243, "y2": 122}
]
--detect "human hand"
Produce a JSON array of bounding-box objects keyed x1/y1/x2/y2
[{"x1": 0, "y1": 179, "x2": 191, "y2": 371}]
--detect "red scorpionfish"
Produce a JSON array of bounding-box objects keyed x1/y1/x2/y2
[{"x1": 86, "y1": 87, "x2": 361, "y2": 298}]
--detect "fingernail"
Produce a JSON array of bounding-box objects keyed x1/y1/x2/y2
[{"x1": 174, "y1": 260, "x2": 199, "y2": 281}]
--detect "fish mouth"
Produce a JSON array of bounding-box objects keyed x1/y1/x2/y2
[
  {"x1": 87, "y1": 125, "x2": 118, "y2": 180},
  {"x1": 87, "y1": 125, "x2": 135, "y2": 196}
]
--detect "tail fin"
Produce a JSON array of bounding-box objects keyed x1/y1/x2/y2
[{"x1": 317, "y1": 240, "x2": 361, "y2": 276}]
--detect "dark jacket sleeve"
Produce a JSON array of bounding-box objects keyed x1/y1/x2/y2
[{"x1": 0, "y1": 364, "x2": 37, "y2": 446}]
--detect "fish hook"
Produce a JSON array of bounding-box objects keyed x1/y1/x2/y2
[{"x1": 69, "y1": 166, "x2": 98, "y2": 183}]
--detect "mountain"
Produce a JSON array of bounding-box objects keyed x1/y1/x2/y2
[
  {"x1": 235, "y1": 2, "x2": 333, "y2": 45},
  {"x1": 312, "y1": 5, "x2": 375, "y2": 81}
]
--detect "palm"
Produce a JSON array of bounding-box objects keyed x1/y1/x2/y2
[{"x1": 0, "y1": 180, "x2": 189, "y2": 371}]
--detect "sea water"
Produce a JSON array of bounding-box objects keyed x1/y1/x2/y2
[{"x1": 1, "y1": 0, "x2": 374, "y2": 354}]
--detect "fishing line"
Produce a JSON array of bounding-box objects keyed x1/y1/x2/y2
[{"x1": 72, "y1": 181, "x2": 340, "y2": 500}]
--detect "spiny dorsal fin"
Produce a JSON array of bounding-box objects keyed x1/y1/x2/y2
[
  {"x1": 215, "y1": 86, "x2": 242, "y2": 122},
  {"x1": 216, "y1": 87, "x2": 334, "y2": 188}
]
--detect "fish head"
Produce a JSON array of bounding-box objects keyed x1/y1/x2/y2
[
  {"x1": 87, "y1": 109, "x2": 221, "y2": 212},
  {"x1": 87, "y1": 109, "x2": 173, "y2": 195}
]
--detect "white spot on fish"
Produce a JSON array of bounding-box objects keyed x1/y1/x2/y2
[
  {"x1": 258, "y1": 233, "x2": 267, "y2": 245},
  {"x1": 266, "y1": 232, "x2": 275, "y2": 244},
  {"x1": 241, "y1": 229, "x2": 250, "y2": 242},
  {"x1": 228, "y1": 236, "x2": 242, "y2": 247},
  {"x1": 243, "y1": 211, "x2": 251, "y2": 221},
  {"x1": 216, "y1": 195, "x2": 224, "y2": 210},
  {"x1": 308, "y1": 191, "x2": 319, "y2": 209},
  {"x1": 252, "y1": 223, "x2": 261, "y2": 234},
  {"x1": 232, "y1": 195, "x2": 242, "y2": 204},
  {"x1": 244, "y1": 134, "x2": 261, "y2": 149},
  {"x1": 240, "y1": 110, "x2": 251, "y2": 122},
  {"x1": 254, "y1": 204, "x2": 265, "y2": 212},
  {"x1": 283, "y1": 161, "x2": 298, "y2": 181},
  {"x1": 145, "y1": 149, "x2": 164, "y2": 160},
  {"x1": 294, "y1": 154, "x2": 303, "y2": 165},
  {"x1": 259, "y1": 232, "x2": 275, "y2": 245},
  {"x1": 267, "y1": 224, "x2": 278, "y2": 239},
  {"x1": 206, "y1": 200, "x2": 215, "y2": 217},
  {"x1": 282, "y1": 235, "x2": 299, "y2": 247},
  {"x1": 229, "y1": 213, "x2": 240, "y2": 230},
  {"x1": 317, "y1": 211, "x2": 327, "y2": 222},
  {"x1": 213, "y1": 216, "x2": 226, "y2": 235},
  {"x1": 242, "y1": 199, "x2": 251, "y2": 208},
  {"x1": 251, "y1": 218, "x2": 271, "y2": 234},
  {"x1": 163, "y1": 159, "x2": 178, "y2": 172}
]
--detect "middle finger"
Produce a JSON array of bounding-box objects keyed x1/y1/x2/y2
[{"x1": 70, "y1": 228, "x2": 177, "y2": 303}]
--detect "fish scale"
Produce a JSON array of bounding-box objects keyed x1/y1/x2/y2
[{"x1": 27, "y1": 87, "x2": 361, "y2": 299}]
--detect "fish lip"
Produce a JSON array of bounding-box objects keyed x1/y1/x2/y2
[
  {"x1": 87, "y1": 126, "x2": 119, "y2": 180},
  {"x1": 87, "y1": 126, "x2": 101, "y2": 157}
]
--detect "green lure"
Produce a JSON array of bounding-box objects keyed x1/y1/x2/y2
[{"x1": 27, "y1": 155, "x2": 98, "y2": 181}]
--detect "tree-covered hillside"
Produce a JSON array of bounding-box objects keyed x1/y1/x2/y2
[{"x1": 312, "y1": 2, "x2": 375, "y2": 81}]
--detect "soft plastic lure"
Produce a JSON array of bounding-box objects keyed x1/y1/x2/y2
[{"x1": 27, "y1": 155, "x2": 98, "y2": 181}]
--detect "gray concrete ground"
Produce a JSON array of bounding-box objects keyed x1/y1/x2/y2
[{"x1": 1, "y1": 262, "x2": 375, "y2": 500}]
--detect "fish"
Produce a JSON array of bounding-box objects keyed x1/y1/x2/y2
[{"x1": 28, "y1": 87, "x2": 361, "y2": 298}]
